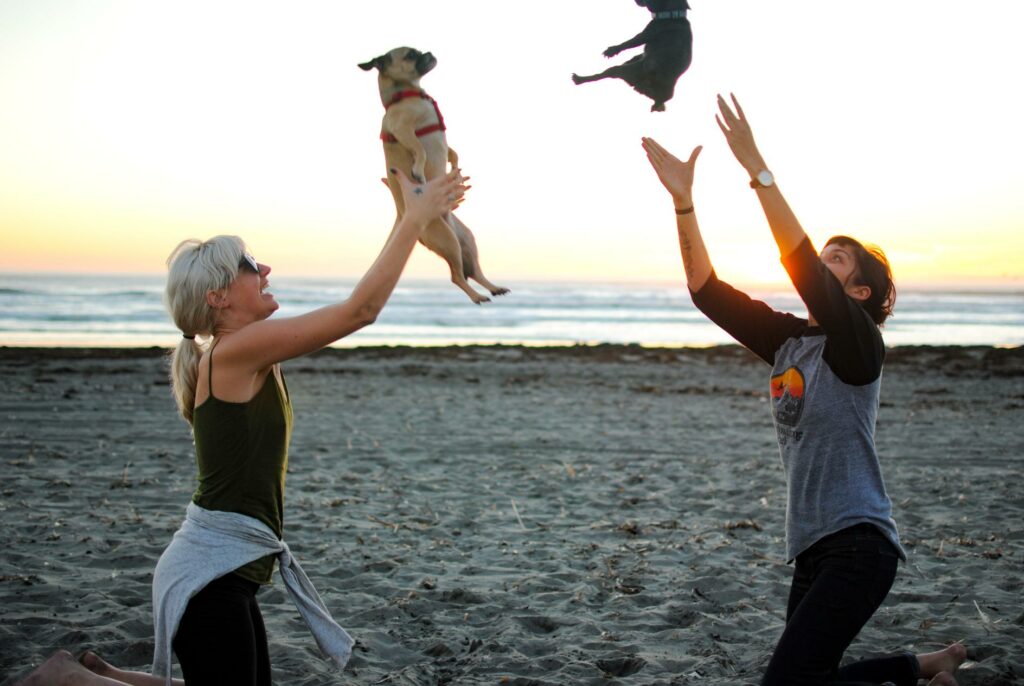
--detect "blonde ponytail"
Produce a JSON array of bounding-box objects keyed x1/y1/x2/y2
[{"x1": 169, "y1": 336, "x2": 204, "y2": 424}]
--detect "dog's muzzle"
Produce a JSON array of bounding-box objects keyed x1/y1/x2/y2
[{"x1": 416, "y1": 52, "x2": 437, "y2": 76}]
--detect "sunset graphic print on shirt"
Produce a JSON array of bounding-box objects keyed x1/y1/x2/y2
[{"x1": 771, "y1": 367, "x2": 805, "y2": 427}]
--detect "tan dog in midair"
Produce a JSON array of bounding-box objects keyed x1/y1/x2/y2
[{"x1": 359, "y1": 47, "x2": 508, "y2": 304}]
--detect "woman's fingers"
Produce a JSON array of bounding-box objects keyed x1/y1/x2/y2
[
  {"x1": 442, "y1": 171, "x2": 471, "y2": 210},
  {"x1": 715, "y1": 114, "x2": 729, "y2": 135},
  {"x1": 717, "y1": 94, "x2": 751, "y2": 137},
  {"x1": 717, "y1": 93, "x2": 753, "y2": 143},
  {"x1": 644, "y1": 137, "x2": 675, "y2": 163},
  {"x1": 643, "y1": 138, "x2": 700, "y2": 172},
  {"x1": 393, "y1": 167, "x2": 472, "y2": 220},
  {"x1": 642, "y1": 139, "x2": 665, "y2": 165},
  {"x1": 730, "y1": 93, "x2": 746, "y2": 121},
  {"x1": 687, "y1": 145, "x2": 703, "y2": 166},
  {"x1": 716, "y1": 94, "x2": 735, "y2": 125},
  {"x1": 441, "y1": 172, "x2": 468, "y2": 204},
  {"x1": 643, "y1": 137, "x2": 700, "y2": 202},
  {"x1": 655, "y1": 144, "x2": 678, "y2": 165}
]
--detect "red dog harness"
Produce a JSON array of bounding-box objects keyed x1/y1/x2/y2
[{"x1": 380, "y1": 90, "x2": 446, "y2": 143}]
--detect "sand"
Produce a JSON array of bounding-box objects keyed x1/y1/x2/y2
[{"x1": 0, "y1": 344, "x2": 1021, "y2": 685}]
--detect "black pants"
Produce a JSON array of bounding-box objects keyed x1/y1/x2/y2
[
  {"x1": 172, "y1": 572, "x2": 272, "y2": 686},
  {"x1": 762, "y1": 524, "x2": 920, "y2": 686}
]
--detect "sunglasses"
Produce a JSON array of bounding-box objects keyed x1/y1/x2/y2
[{"x1": 238, "y1": 253, "x2": 259, "y2": 273}]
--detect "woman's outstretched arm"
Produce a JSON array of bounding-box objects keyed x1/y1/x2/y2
[
  {"x1": 716, "y1": 93, "x2": 807, "y2": 259},
  {"x1": 228, "y1": 168, "x2": 468, "y2": 370},
  {"x1": 643, "y1": 132, "x2": 804, "y2": 363},
  {"x1": 641, "y1": 138, "x2": 712, "y2": 291}
]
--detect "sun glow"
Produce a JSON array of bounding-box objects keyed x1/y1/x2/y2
[{"x1": 0, "y1": 1, "x2": 1021, "y2": 289}]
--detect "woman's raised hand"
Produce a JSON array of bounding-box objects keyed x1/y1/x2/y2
[
  {"x1": 393, "y1": 168, "x2": 469, "y2": 227},
  {"x1": 715, "y1": 93, "x2": 767, "y2": 177},
  {"x1": 642, "y1": 137, "x2": 702, "y2": 208}
]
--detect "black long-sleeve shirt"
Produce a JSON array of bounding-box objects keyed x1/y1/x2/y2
[{"x1": 690, "y1": 238, "x2": 904, "y2": 562}]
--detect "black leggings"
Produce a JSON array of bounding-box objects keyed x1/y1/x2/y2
[
  {"x1": 762, "y1": 524, "x2": 920, "y2": 686},
  {"x1": 172, "y1": 572, "x2": 272, "y2": 686}
]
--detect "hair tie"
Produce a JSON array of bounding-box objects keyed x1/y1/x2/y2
[{"x1": 182, "y1": 334, "x2": 196, "y2": 340}]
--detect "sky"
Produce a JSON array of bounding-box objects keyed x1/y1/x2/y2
[{"x1": 1, "y1": 0, "x2": 1022, "y2": 288}]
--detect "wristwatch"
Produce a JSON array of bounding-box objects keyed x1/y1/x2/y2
[{"x1": 750, "y1": 169, "x2": 775, "y2": 189}]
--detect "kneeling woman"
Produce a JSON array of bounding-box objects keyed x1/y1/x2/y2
[
  {"x1": 642, "y1": 96, "x2": 965, "y2": 686},
  {"x1": 155, "y1": 168, "x2": 467, "y2": 685}
]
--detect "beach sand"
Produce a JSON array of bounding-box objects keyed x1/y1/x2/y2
[{"x1": 1, "y1": 345, "x2": 1021, "y2": 685}]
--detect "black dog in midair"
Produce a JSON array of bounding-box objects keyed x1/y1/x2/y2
[{"x1": 572, "y1": 0, "x2": 692, "y2": 112}]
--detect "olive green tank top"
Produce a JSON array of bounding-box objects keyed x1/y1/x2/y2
[{"x1": 191, "y1": 341, "x2": 293, "y2": 584}]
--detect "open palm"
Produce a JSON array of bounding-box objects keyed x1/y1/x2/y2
[{"x1": 642, "y1": 137, "x2": 702, "y2": 204}]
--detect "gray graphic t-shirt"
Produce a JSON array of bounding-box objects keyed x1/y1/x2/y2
[{"x1": 691, "y1": 238, "x2": 905, "y2": 563}]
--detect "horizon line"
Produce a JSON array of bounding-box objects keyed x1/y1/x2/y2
[{"x1": 1, "y1": 269, "x2": 1022, "y2": 294}]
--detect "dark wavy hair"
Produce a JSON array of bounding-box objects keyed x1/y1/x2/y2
[{"x1": 824, "y1": 235, "x2": 896, "y2": 326}]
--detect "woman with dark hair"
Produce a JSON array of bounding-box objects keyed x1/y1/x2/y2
[{"x1": 642, "y1": 94, "x2": 965, "y2": 685}]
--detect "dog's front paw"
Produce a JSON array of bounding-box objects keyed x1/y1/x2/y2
[
  {"x1": 571, "y1": 73, "x2": 584, "y2": 85},
  {"x1": 603, "y1": 46, "x2": 621, "y2": 58}
]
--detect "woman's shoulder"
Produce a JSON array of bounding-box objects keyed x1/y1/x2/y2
[{"x1": 199, "y1": 336, "x2": 276, "y2": 404}]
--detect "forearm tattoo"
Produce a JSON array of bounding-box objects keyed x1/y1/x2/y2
[{"x1": 680, "y1": 231, "x2": 696, "y2": 281}]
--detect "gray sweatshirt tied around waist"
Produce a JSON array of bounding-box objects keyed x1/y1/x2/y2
[{"x1": 151, "y1": 502, "x2": 353, "y2": 685}]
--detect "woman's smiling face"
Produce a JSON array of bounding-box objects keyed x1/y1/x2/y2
[{"x1": 229, "y1": 253, "x2": 279, "y2": 322}]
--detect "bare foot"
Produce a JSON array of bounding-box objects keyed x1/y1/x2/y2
[
  {"x1": 80, "y1": 650, "x2": 114, "y2": 676},
  {"x1": 918, "y1": 643, "x2": 967, "y2": 679},
  {"x1": 16, "y1": 649, "x2": 83, "y2": 685},
  {"x1": 927, "y1": 672, "x2": 958, "y2": 686}
]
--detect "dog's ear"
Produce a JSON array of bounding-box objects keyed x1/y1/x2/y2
[{"x1": 357, "y1": 54, "x2": 390, "y2": 72}]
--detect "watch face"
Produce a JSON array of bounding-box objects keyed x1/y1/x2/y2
[{"x1": 757, "y1": 170, "x2": 774, "y2": 187}]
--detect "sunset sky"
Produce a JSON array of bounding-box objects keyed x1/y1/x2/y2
[{"x1": 1, "y1": 1, "x2": 1021, "y2": 288}]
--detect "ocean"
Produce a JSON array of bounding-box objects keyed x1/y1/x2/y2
[{"x1": 0, "y1": 272, "x2": 1020, "y2": 348}]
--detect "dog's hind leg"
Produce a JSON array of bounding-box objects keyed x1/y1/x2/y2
[
  {"x1": 449, "y1": 213, "x2": 509, "y2": 296},
  {"x1": 572, "y1": 55, "x2": 644, "y2": 86},
  {"x1": 572, "y1": 71, "x2": 608, "y2": 85},
  {"x1": 421, "y1": 218, "x2": 491, "y2": 304}
]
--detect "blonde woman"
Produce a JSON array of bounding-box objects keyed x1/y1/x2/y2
[
  {"x1": 158, "y1": 168, "x2": 466, "y2": 685},
  {"x1": 16, "y1": 168, "x2": 467, "y2": 686}
]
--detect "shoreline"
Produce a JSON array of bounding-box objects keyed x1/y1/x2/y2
[
  {"x1": 1, "y1": 341, "x2": 1022, "y2": 354},
  {"x1": 2, "y1": 343, "x2": 1023, "y2": 381}
]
